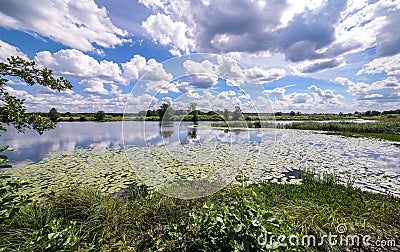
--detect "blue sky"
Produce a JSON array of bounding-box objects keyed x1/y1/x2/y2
[{"x1": 0, "y1": 0, "x2": 399, "y2": 113}]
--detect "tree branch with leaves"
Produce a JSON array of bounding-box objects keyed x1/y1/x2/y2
[
  {"x1": 0, "y1": 56, "x2": 72, "y2": 225},
  {"x1": 0, "y1": 56, "x2": 72, "y2": 134}
]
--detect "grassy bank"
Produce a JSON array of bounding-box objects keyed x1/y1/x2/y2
[
  {"x1": 1, "y1": 173, "x2": 399, "y2": 251},
  {"x1": 282, "y1": 121, "x2": 400, "y2": 133},
  {"x1": 211, "y1": 119, "x2": 400, "y2": 142},
  {"x1": 282, "y1": 121, "x2": 400, "y2": 141},
  {"x1": 324, "y1": 132, "x2": 400, "y2": 142}
]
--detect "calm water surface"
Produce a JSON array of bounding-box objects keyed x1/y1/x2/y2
[
  {"x1": 2, "y1": 121, "x2": 264, "y2": 168},
  {"x1": 0, "y1": 121, "x2": 397, "y2": 170}
]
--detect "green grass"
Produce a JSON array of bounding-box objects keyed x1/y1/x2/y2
[
  {"x1": 283, "y1": 121, "x2": 400, "y2": 142},
  {"x1": 211, "y1": 119, "x2": 400, "y2": 142},
  {"x1": 326, "y1": 132, "x2": 400, "y2": 142},
  {"x1": 1, "y1": 172, "x2": 399, "y2": 251},
  {"x1": 282, "y1": 121, "x2": 400, "y2": 134}
]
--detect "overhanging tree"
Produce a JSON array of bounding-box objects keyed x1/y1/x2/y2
[
  {"x1": 1, "y1": 56, "x2": 72, "y2": 135},
  {"x1": 0, "y1": 56, "x2": 72, "y2": 224}
]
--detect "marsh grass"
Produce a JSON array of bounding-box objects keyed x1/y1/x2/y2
[
  {"x1": 283, "y1": 121, "x2": 400, "y2": 142},
  {"x1": 282, "y1": 121, "x2": 400, "y2": 134},
  {"x1": 212, "y1": 120, "x2": 400, "y2": 142},
  {"x1": 1, "y1": 172, "x2": 399, "y2": 251},
  {"x1": 325, "y1": 131, "x2": 400, "y2": 142}
]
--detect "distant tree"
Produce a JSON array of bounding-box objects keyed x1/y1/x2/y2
[
  {"x1": 193, "y1": 111, "x2": 199, "y2": 122},
  {"x1": 0, "y1": 56, "x2": 72, "y2": 224},
  {"x1": 64, "y1": 111, "x2": 72, "y2": 117},
  {"x1": 188, "y1": 102, "x2": 199, "y2": 123},
  {"x1": 94, "y1": 111, "x2": 106, "y2": 121},
  {"x1": 223, "y1": 109, "x2": 230, "y2": 121},
  {"x1": 232, "y1": 106, "x2": 243, "y2": 120},
  {"x1": 146, "y1": 110, "x2": 157, "y2": 117},
  {"x1": 49, "y1": 107, "x2": 59, "y2": 122},
  {"x1": 188, "y1": 102, "x2": 197, "y2": 111},
  {"x1": 275, "y1": 112, "x2": 282, "y2": 116},
  {"x1": 371, "y1": 110, "x2": 381, "y2": 116},
  {"x1": 157, "y1": 104, "x2": 168, "y2": 119},
  {"x1": 163, "y1": 106, "x2": 174, "y2": 122},
  {"x1": 158, "y1": 103, "x2": 174, "y2": 121},
  {"x1": 289, "y1": 111, "x2": 296, "y2": 116}
]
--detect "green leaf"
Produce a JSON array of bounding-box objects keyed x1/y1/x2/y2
[
  {"x1": 233, "y1": 223, "x2": 243, "y2": 232},
  {"x1": 252, "y1": 219, "x2": 260, "y2": 227},
  {"x1": 48, "y1": 233, "x2": 56, "y2": 240}
]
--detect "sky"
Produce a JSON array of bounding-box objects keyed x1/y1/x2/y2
[{"x1": 0, "y1": 0, "x2": 399, "y2": 114}]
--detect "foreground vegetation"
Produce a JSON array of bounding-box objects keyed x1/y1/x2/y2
[
  {"x1": 1, "y1": 173, "x2": 399, "y2": 251},
  {"x1": 1, "y1": 56, "x2": 72, "y2": 235}
]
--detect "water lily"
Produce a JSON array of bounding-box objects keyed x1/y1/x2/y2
[{"x1": 7, "y1": 128, "x2": 400, "y2": 199}]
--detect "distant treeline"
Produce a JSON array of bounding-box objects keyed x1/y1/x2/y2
[
  {"x1": 380, "y1": 109, "x2": 400, "y2": 115},
  {"x1": 30, "y1": 112, "x2": 129, "y2": 117},
  {"x1": 24, "y1": 106, "x2": 400, "y2": 122},
  {"x1": 60, "y1": 109, "x2": 400, "y2": 117}
]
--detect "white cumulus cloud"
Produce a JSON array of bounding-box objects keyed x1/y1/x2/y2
[
  {"x1": 34, "y1": 49, "x2": 124, "y2": 83},
  {"x1": 142, "y1": 13, "x2": 193, "y2": 55},
  {"x1": 0, "y1": 40, "x2": 27, "y2": 62},
  {"x1": 0, "y1": 0, "x2": 129, "y2": 51}
]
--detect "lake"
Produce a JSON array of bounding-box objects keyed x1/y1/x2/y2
[
  {"x1": 2, "y1": 121, "x2": 400, "y2": 197},
  {"x1": 2, "y1": 121, "x2": 266, "y2": 168}
]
